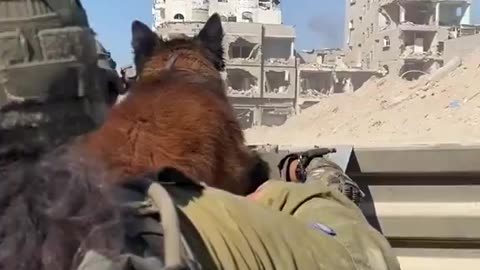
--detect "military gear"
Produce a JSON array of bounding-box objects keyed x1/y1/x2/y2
[
  {"x1": 305, "y1": 157, "x2": 365, "y2": 205},
  {"x1": 0, "y1": 0, "x2": 109, "y2": 155},
  {"x1": 250, "y1": 180, "x2": 400, "y2": 270},
  {"x1": 278, "y1": 148, "x2": 365, "y2": 205},
  {"x1": 78, "y1": 162, "x2": 399, "y2": 270},
  {"x1": 96, "y1": 40, "x2": 126, "y2": 106},
  {"x1": 87, "y1": 169, "x2": 202, "y2": 270},
  {"x1": 278, "y1": 147, "x2": 337, "y2": 182}
]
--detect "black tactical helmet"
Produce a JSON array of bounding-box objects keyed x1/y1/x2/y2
[{"x1": 0, "y1": 0, "x2": 112, "y2": 155}]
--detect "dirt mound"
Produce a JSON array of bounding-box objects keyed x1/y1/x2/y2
[{"x1": 245, "y1": 49, "x2": 480, "y2": 146}]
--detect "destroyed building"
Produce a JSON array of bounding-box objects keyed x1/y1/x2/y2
[
  {"x1": 153, "y1": 0, "x2": 282, "y2": 28},
  {"x1": 153, "y1": 0, "x2": 297, "y2": 128},
  {"x1": 344, "y1": 0, "x2": 472, "y2": 80},
  {"x1": 150, "y1": 0, "x2": 379, "y2": 128},
  {"x1": 296, "y1": 49, "x2": 379, "y2": 111}
]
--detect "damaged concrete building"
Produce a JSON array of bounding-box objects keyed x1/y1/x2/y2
[
  {"x1": 345, "y1": 0, "x2": 472, "y2": 80},
  {"x1": 153, "y1": 0, "x2": 298, "y2": 128},
  {"x1": 296, "y1": 48, "x2": 379, "y2": 111},
  {"x1": 150, "y1": 0, "x2": 378, "y2": 128}
]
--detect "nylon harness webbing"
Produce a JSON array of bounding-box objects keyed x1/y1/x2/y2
[
  {"x1": 124, "y1": 170, "x2": 200, "y2": 270},
  {"x1": 146, "y1": 182, "x2": 183, "y2": 268}
]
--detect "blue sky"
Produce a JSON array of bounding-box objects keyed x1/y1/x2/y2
[{"x1": 82, "y1": 0, "x2": 480, "y2": 68}]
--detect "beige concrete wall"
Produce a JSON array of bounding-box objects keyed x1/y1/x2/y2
[
  {"x1": 263, "y1": 24, "x2": 295, "y2": 38},
  {"x1": 344, "y1": 0, "x2": 383, "y2": 69},
  {"x1": 223, "y1": 22, "x2": 263, "y2": 35},
  {"x1": 444, "y1": 33, "x2": 480, "y2": 62},
  {"x1": 344, "y1": 0, "x2": 469, "y2": 75}
]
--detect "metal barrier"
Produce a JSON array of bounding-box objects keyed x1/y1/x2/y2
[{"x1": 251, "y1": 143, "x2": 480, "y2": 270}]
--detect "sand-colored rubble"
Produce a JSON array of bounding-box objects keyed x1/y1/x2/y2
[{"x1": 245, "y1": 49, "x2": 480, "y2": 147}]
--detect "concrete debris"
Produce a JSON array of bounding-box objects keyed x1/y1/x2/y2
[
  {"x1": 245, "y1": 48, "x2": 480, "y2": 146},
  {"x1": 424, "y1": 56, "x2": 462, "y2": 86},
  {"x1": 300, "y1": 89, "x2": 329, "y2": 98},
  {"x1": 227, "y1": 86, "x2": 258, "y2": 97},
  {"x1": 265, "y1": 58, "x2": 290, "y2": 65}
]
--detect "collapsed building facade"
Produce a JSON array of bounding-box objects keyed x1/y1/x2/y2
[
  {"x1": 296, "y1": 49, "x2": 379, "y2": 111},
  {"x1": 151, "y1": 0, "x2": 377, "y2": 128},
  {"x1": 344, "y1": 0, "x2": 473, "y2": 80}
]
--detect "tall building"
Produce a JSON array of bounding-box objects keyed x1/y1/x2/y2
[
  {"x1": 152, "y1": 0, "x2": 282, "y2": 28},
  {"x1": 153, "y1": 0, "x2": 299, "y2": 128},
  {"x1": 148, "y1": 1, "x2": 378, "y2": 128},
  {"x1": 344, "y1": 0, "x2": 472, "y2": 80}
]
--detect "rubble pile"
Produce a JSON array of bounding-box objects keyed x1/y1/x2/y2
[{"x1": 245, "y1": 48, "x2": 480, "y2": 146}]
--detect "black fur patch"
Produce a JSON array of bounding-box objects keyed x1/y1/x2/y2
[
  {"x1": 196, "y1": 13, "x2": 225, "y2": 71},
  {"x1": 131, "y1": 20, "x2": 159, "y2": 72},
  {"x1": 246, "y1": 152, "x2": 271, "y2": 194}
]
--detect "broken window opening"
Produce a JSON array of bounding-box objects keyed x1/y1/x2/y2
[
  {"x1": 402, "y1": 31, "x2": 436, "y2": 56},
  {"x1": 220, "y1": 15, "x2": 228, "y2": 22},
  {"x1": 226, "y1": 69, "x2": 258, "y2": 96},
  {"x1": 380, "y1": 4, "x2": 399, "y2": 27},
  {"x1": 399, "y1": 61, "x2": 432, "y2": 81},
  {"x1": 383, "y1": 36, "x2": 391, "y2": 50},
  {"x1": 263, "y1": 37, "x2": 293, "y2": 62},
  {"x1": 242, "y1": 11, "x2": 253, "y2": 22},
  {"x1": 438, "y1": 41, "x2": 444, "y2": 53},
  {"x1": 174, "y1": 13, "x2": 185, "y2": 20},
  {"x1": 228, "y1": 38, "x2": 258, "y2": 60},
  {"x1": 265, "y1": 71, "x2": 290, "y2": 94},
  {"x1": 228, "y1": 16, "x2": 237, "y2": 22},
  {"x1": 382, "y1": 65, "x2": 390, "y2": 76},
  {"x1": 403, "y1": 2, "x2": 435, "y2": 25},
  {"x1": 333, "y1": 76, "x2": 354, "y2": 94},
  {"x1": 299, "y1": 71, "x2": 332, "y2": 98},
  {"x1": 234, "y1": 108, "x2": 254, "y2": 129},
  {"x1": 259, "y1": 0, "x2": 280, "y2": 10},
  {"x1": 261, "y1": 108, "x2": 288, "y2": 127},
  {"x1": 439, "y1": 4, "x2": 467, "y2": 26}
]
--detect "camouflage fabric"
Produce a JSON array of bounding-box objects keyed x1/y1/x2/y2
[
  {"x1": 0, "y1": 0, "x2": 109, "y2": 154},
  {"x1": 277, "y1": 148, "x2": 365, "y2": 205},
  {"x1": 305, "y1": 157, "x2": 365, "y2": 205}
]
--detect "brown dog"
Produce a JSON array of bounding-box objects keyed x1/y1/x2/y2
[{"x1": 79, "y1": 14, "x2": 269, "y2": 195}]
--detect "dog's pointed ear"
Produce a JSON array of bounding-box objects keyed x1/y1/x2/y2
[
  {"x1": 131, "y1": 20, "x2": 160, "y2": 65},
  {"x1": 197, "y1": 13, "x2": 224, "y2": 60}
]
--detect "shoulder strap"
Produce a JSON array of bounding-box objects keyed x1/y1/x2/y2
[
  {"x1": 146, "y1": 181, "x2": 184, "y2": 268},
  {"x1": 120, "y1": 168, "x2": 202, "y2": 270}
]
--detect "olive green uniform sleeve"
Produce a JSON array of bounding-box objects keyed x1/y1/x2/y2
[
  {"x1": 251, "y1": 179, "x2": 401, "y2": 270},
  {"x1": 166, "y1": 185, "x2": 358, "y2": 270}
]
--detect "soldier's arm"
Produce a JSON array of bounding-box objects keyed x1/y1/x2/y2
[{"x1": 276, "y1": 148, "x2": 365, "y2": 205}]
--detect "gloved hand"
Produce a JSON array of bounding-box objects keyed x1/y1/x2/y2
[
  {"x1": 277, "y1": 148, "x2": 365, "y2": 206},
  {"x1": 277, "y1": 148, "x2": 337, "y2": 183}
]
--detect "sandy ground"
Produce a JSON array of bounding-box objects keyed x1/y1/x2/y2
[{"x1": 245, "y1": 49, "x2": 480, "y2": 147}]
